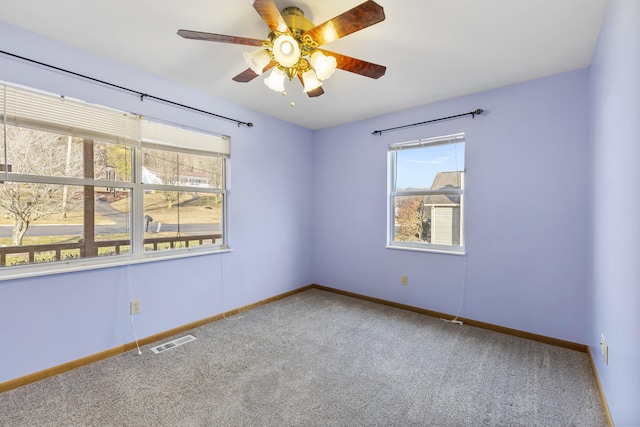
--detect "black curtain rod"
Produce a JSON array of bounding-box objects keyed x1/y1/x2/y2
[
  {"x1": 0, "y1": 50, "x2": 254, "y2": 128},
  {"x1": 372, "y1": 109, "x2": 483, "y2": 135}
]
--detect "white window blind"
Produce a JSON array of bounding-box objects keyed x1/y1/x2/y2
[
  {"x1": 1, "y1": 83, "x2": 230, "y2": 158},
  {"x1": 389, "y1": 133, "x2": 465, "y2": 152},
  {"x1": 2, "y1": 84, "x2": 140, "y2": 145},
  {"x1": 141, "y1": 119, "x2": 229, "y2": 158}
]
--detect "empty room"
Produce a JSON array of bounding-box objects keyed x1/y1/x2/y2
[{"x1": 0, "y1": 0, "x2": 638, "y2": 425}]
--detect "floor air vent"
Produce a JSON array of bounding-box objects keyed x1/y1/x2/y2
[{"x1": 151, "y1": 334, "x2": 197, "y2": 354}]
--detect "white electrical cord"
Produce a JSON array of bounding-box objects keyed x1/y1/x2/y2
[
  {"x1": 219, "y1": 252, "x2": 242, "y2": 321},
  {"x1": 220, "y1": 251, "x2": 227, "y2": 319},
  {"x1": 130, "y1": 314, "x2": 143, "y2": 356},
  {"x1": 127, "y1": 265, "x2": 143, "y2": 355},
  {"x1": 441, "y1": 254, "x2": 467, "y2": 326}
]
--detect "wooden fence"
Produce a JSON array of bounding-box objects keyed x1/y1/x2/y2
[{"x1": 0, "y1": 234, "x2": 222, "y2": 267}]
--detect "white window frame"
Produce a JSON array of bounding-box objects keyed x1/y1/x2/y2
[
  {"x1": 387, "y1": 133, "x2": 465, "y2": 255},
  {"x1": 0, "y1": 83, "x2": 230, "y2": 280}
]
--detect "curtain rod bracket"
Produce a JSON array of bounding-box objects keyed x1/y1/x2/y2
[{"x1": 471, "y1": 108, "x2": 484, "y2": 118}]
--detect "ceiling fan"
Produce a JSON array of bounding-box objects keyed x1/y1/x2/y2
[{"x1": 177, "y1": 0, "x2": 386, "y2": 98}]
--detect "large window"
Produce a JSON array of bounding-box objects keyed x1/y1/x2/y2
[
  {"x1": 0, "y1": 83, "x2": 228, "y2": 274},
  {"x1": 388, "y1": 133, "x2": 465, "y2": 254}
]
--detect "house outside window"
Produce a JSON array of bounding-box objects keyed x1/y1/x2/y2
[
  {"x1": 387, "y1": 133, "x2": 465, "y2": 254},
  {"x1": 0, "y1": 83, "x2": 228, "y2": 276}
]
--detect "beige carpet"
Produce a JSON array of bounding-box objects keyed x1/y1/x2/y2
[{"x1": 0, "y1": 288, "x2": 606, "y2": 426}]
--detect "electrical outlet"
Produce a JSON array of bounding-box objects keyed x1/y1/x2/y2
[
  {"x1": 130, "y1": 299, "x2": 141, "y2": 315},
  {"x1": 401, "y1": 275, "x2": 408, "y2": 286},
  {"x1": 600, "y1": 334, "x2": 608, "y2": 365}
]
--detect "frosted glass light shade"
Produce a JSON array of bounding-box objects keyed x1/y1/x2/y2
[
  {"x1": 243, "y1": 49, "x2": 271, "y2": 75},
  {"x1": 272, "y1": 35, "x2": 301, "y2": 67},
  {"x1": 264, "y1": 67, "x2": 286, "y2": 92},
  {"x1": 310, "y1": 51, "x2": 337, "y2": 81},
  {"x1": 302, "y1": 69, "x2": 322, "y2": 92}
]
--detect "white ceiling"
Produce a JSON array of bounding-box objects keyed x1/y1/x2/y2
[{"x1": 0, "y1": 0, "x2": 608, "y2": 130}]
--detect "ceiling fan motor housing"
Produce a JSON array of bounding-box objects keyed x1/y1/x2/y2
[{"x1": 280, "y1": 7, "x2": 314, "y2": 35}]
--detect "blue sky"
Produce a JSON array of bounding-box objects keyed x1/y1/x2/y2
[{"x1": 395, "y1": 142, "x2": 464, "y2": 190}]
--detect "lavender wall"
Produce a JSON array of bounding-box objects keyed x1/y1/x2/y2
[
  {"x1": 588, "y1": 0, "x2": 640, "y2": 425},
  {"x1": 2, "y1": 5, "x2": 637, "y2": 423},
  {"x1": 0, "y1": 22, "x2": 313, "y2": 383},
  {"x1": 312, "y1": 69, "x2": 590, "y2": 344}
]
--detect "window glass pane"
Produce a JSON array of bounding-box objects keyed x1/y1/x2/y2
[
  {"x1": 394, "y1": 195, "x2": 428, "y2": 243},
  {"x1": 1, "y1": 126, "x2": 133, "y2": 182},
  {"x1": 94, "y1": 141, "x2": 133, "y2": 183},
  {"x1": 0, "y1": 183, "x2": 132, "y2": 266},
  {"x1": 390, "y1": 136, "x2": 465, "y2": 251},
  {"x1": 395, "y1": 142, "x2": 464, "y2": 191},
  {"x1": 142, "y1": 147, "x2": 224, "y2": 189},
  {"x1": 143, "y1": 191, "x2": 223, "y2": 253},
  {"x1": 3, "y1": 126, "x2": 84, "y2": 178},
  {"x1": 95, "y1": 188, "x2": 132, "y2": 256},
  {"x1": 393, "y1": 194, "x2": 462, "y2": 246}
]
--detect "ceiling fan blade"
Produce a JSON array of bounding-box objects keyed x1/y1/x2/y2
[
  {"x1": 251, "y1": 0, "x2": 291, "y2": 34},
  {"x1": 232, "y1": 68, "x2": 260, "y2": 83},
  {"x1": 306, "y1": 86, "x2": 325, "y2": 98},
  {"x1": 302, "y1": 1, "x2": 385, "y2": 46},
  {"x1": 232, "y1": 62, "x2": 275, "y2": 83},
  {"x1": 318, "y1": 49, "x2": 386, "y2": 79},
  {"x1": 297, "y1": 74, "x2": 325, "y2": 97},
  {"x1": 177, "y1": 29, "x2": 264, "y2": 47}
]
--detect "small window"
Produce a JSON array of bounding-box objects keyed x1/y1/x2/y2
[{"x1": 388, "y1": 133, "x2": 465, "y2": 254}]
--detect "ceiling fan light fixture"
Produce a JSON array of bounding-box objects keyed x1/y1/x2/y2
[
  {"x1": 264, "y1": 67, "x2": 286, "y2": 92},
  {"x1": 310, "y1": 51, "x2": 337, "y2": 81},
  {"x1": 178, "y1": 1, "x2": 387, "y2": 98},
  {"x1": 302, "y1": 69, "x2": 323, "y2": 93},
  {"x1": 272, "y1": 34, "x2": 301, "y2": 67},
  {"x1": 243, "y1": 49, "x2": 271, "y2": 75}
]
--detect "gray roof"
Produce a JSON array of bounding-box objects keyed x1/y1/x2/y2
[
  {"x1": 431, "y1": 171, "x2": 462, "y2": 190},
  {"x1": 423, "y1": 171, "x2": 462, "y2": 206}
]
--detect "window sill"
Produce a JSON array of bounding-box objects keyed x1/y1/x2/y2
[
  {"x1": 386, "y1": 244, "x2": 465, "y2": 256},
  {"x1": 0, "y1": 247, "x2": 232, "y2": 282}
]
